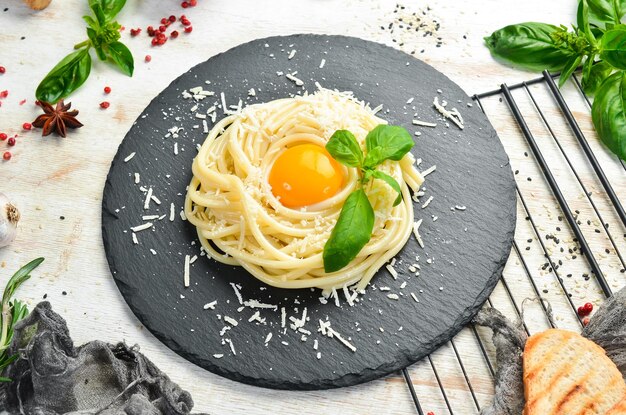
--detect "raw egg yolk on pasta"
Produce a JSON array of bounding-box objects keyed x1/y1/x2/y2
[{"x1": 269, "y1": 144, "x2": 344, "y2": 208}]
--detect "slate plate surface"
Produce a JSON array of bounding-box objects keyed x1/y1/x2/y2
[{"x1": 102, "y1": 34, "x2": 516, "y2": 390}]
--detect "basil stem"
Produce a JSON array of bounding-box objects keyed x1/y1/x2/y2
[
  {"x1": 323, "y1": 189, "x2": 375, "y2": 273},
  {"x1": 592, "y1": 71, "x2": 626, "y2": 160},
  {"x1": 485, "y1": 23, "x2": 578, "y2": 72},
  {"x1": 35, "y1": 48, "x2": 92, "y2": 104}
]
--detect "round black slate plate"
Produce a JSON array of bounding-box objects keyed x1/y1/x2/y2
[{"x1": 102, "y1": 34, "x2": 516, "y2": 390}]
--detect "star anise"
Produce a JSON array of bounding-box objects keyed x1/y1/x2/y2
[{"x1": 32, "y1": 100, "x2": 83, "y2": 138}]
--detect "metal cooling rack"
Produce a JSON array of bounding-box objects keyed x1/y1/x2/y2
[{"x1": 398, "y1": 71, "x2": 626, "y2": 414}]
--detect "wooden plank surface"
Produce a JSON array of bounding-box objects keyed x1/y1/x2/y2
[{"x1": 1, "y1": 0, "x2": 625, "y2": 413}]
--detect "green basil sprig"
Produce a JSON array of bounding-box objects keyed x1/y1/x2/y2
[
  {"x1": 484, "y1": 0, "x2": 626, "y2": 161},
  {"x1": 36, "y1": 0, "x2": 132, "y2": 104},
  {"x1": 322, "y1": 125, "x2": 414, "y2": 273}
]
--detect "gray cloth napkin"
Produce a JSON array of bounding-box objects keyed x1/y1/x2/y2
[{"x1": 0, "y1": 302, "x2": 206, "y2": 415}]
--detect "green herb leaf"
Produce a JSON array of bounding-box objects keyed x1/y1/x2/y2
[
  {"x1": 578, "y1": 0, "x2": 596, "y2": 43},
  {"x1": 89, "y1": 0, "x2": 126, "y2": 22},
  {"x1": 325, "y1": 130, "x2": 364, "y2": 167},
  {"x1": 583, "y1": 60, "x2": 614, "y2": 94},
  {"x1": 35, "y1": 49, "x2": 92, "y2": 104},
  {"x1": 485, "y1": 23, "x2": 578, "y2": 71},
  {"x1": 90, "y1": 2, "x2": 107, "y2": 26},
  {"x1": 600, "y1": 25, "x2": 626, "y2": 69},
  {"x1": 2, "y1": 258, "x2": 44, "y2": 307},
  {"x1": 592, "y1": 71, "x2": 626, "y2": 160},
  {"x1": 83, "y1": 15, "x2": 99, "y2": 30},
  {"x1": 105, "y1": 41, "x2": 134, "y2": 76},
  {"x1": 363, "y1": 124, "x2": 414, "y2": 168},
  {"x1": 323, "y1": 189, "x2": 375, "y2": 273},
  {"x1": 371, "y1": 170, "x2": 403, "y2": 206},
  {"x1": 586, "y1": 0, "x2": 626, "y2": 25},
  {"x1": 559, "y1": 55, "x2": 584, "y2": 87}
]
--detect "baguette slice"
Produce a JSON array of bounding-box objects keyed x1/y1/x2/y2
[{"x1": 523, "y1": 329, "x2": 626, "y2": 415}]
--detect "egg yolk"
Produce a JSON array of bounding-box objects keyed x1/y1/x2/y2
[{"x1": 269, "y1": 144, "x2": 344, "y2": 208}]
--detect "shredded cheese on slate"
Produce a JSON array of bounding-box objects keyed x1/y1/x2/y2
[
  {"x1": 150, "y1": 194, "x2": 161, "y2": 205},
  {"x1": 411, "y1": 292, "x2": 419, "y2": 302},
  {"x1": 150, "y1": 249, "x2": 157, "y2": 255},
  {"x1": 248, "y1": 88, "x2": 256, "y2": 97},
  {"x1": 144, "y1": 188, "x2": 153, "y2": 210},
  {"x1": 318, "y1": 321, "x2": 356, "y2": 352},
  {"x1": 183, "y1": 255, "x2": 190, "y2": 287},
  {"x1": 313, "y1": 339, "x2": 318, "y2": 350},
  {"x1": 406, "y1": 97, "x2": 415, "y2": 104},
  {"x1": 190, "y1": 255, "x2": 198, "y2": 264},
  {"x1": 225, "y1": 338, "x2": 236, "y2": 355},
  {"x1": 387, "y1": 293, "x2": 399, "y2": 300},
  {"x1": 412, "y1": 119, "x2": 437, "y2": 127},
  {"x1": 288, "y1": 49, "x2": 296, "y2": 60},
  {"x1": 243, "y1": 300, "x2": 278, "y2": 310},
  {"x1": 265, "y1": 333, "x2": 273, "y2": 344},
  {"x1": 143, "y1": 215, "x2": 159, "y2": 220},
  {"x1": 281, "y1": 307, "x2": 286, "y2": 328},
  {"x1": 203, "y1": 301, "x2": 217, "y2": 310},
  {"x1": 220, "y1": 92, "x2": 227, "y2": 114},
  {"x1": 413, "y1": 219, "x2": 424, "y2": 248},
  {"x1": 224, "y1": 316, "x2": 238, "y2": 326},
  {"x1": 131, "y1": 222, "x2": 152, "y2": 232},
  {"x1": 433, "y1": 96, "x2": 464, "y2": 130},
  {"x1": 455, "y1": 205, "x2": 467, "y2": 211},
  {"x1": 230, "y1": 283, "x2": 243, "y2": 304},
  {"x1": 132, "y1": 233, "x2": 138, "y2": 244},
  {"x1": 286, "y1": 73, "x2": 304, "y2": 86},
  {"x1": 169, "y1": 203, "x2": 175, "y2": 222},
  {"x1": 213, "y1": 354, "x2": 224, "y2": 359},
  {"x1": 421, "y1": 196, "x2": 434, "y2": 209},
  {"x1": 385, "y1": 264, "x2": 398, "y2": 279},
  {"x1": 134, "y1": 173, "x2": 140, "y2": 184},
  {"x1": 421, "y1": 165, "x2": 436, "y2": 177},
  {"x1": 319, "y1": 59, "x2": 326, "y2": 68},
  {"x1": 124, "y1": 152, "x2": 136, "y2": 162},
  {"x1": 248, "y1": 311, "x2": 260, "y2": 322}
]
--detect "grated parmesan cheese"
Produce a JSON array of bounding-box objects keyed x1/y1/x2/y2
[
  {"x1": 131, "y1": 222, "x2": 152, "y2": 232},
  {"x1": 124, "y1": 152, "x2": 136, "y2": 162},
  {"x1": 183, "y1": 255, "x2": 190, "y2": 287},
  {"x1": 412, "y1": 119, "x2": 436, "y2": 127}
]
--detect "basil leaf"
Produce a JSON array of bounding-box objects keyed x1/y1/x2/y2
[
  {"x1": 323, "y1": 189, "x2": 374, "y2": 273},
  {"x1": 559, "y1": 55, "x2": 584, "y2": 87},
  {"x1": 86, "y1": 28, "x2": 106, "y2": 61},
  {"x1": 326, "y1": 130, "x2": 364, "y2": 167},
  {"x1": 578, "y1": 0, "x2": 596, "y2": 42},
  {"x1": 591, "y1": 71, "x2": 626, "y2": 160},
  {"x1": 583, "y1": 60, "x2": 613, "y2": 94},
  {"x1": 600, "y1": 25, "x2": 626, "y2": 69},
  {"x1": 105, "y1": 41, "x2": 134, "y2": 76},
  {"x1": 586, "y1": 0, "x2": 626, "y2": 25},
  {"x1": 83, "y1": 15, "x2": 99, "y2": 30},
  {"x1": 90, "y1": 2, "x2": 107, "y2": 26},
  {"x1": 89, "y1": 0, "x2": 126, "y2": 22},
  {"x1": 36, "y1": 49, "x2": 92, "y2": 104},
  {"x1": 485, "y1": 23, "x2": 577, "y2": 71},
  {"x1": 371, "y1": 170, "x2": 403, "y2": 206},
  {"x1": 363, "y1": 124, "x2": 414, "y2": 168}
]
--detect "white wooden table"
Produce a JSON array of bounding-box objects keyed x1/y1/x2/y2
[{"x1": 2, "y1": 1, "x2": 625, "y2": 413}]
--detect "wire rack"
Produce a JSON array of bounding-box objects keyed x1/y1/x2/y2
[{"x1": 397, "y1": 71, "x2": 626, "y2": 414}]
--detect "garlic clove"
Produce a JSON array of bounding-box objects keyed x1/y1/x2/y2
[{"x1": 0, "y1": 193, "x2": 19, "y2": 248}]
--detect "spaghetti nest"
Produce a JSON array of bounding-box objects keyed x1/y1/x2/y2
[{"x1": 185, "y1": 89, "x2": 424, "y2": 292}]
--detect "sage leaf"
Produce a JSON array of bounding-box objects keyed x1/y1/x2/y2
[
  {"x1": 591, "y1": 71, "x2": 626, "y2": 160},
  {"x1": 371, "y1": 170, "x2": 403, "y2": 206},
  {"x1": 485, "y1": 23, "x2": 577, "y2": 71},
  {"x1": 35, "y1": 49, "x2": 92, "y2": 104},
  {"x1": 326, "y1": 130, "x2": 364, "y2": 167},
  {"x1": 600, "y1": 25, "x2": 626, "y2": 69},
  {"x1": 323, "y1": 189, "x2": 374, "y2": 273}
]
